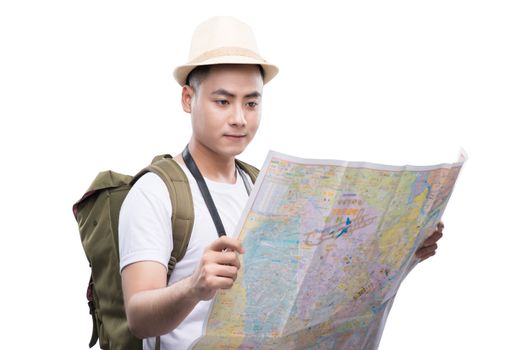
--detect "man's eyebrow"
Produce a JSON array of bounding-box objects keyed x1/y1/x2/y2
[
  {"x1": 210, "y1": 89, "x2": 261, "y2": 99},
  {"x1": 244, "y1": 91, "x2": 261, "y2": 99},
  {"x1": 211, "y1": 89, "x2": 235, "y2": 98}
]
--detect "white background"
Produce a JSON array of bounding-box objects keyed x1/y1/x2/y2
[{"x1": 1, "y1": 1, "x2": 522, "y2": 349}]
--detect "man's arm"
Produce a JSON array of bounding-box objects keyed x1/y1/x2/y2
[{"x1": 121, "y1": 236, "x2": 244, "y2": 339}]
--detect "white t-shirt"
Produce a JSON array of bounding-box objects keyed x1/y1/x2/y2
[{"x1": 119, "y1": 161, "x2": 251, "y2": 350}]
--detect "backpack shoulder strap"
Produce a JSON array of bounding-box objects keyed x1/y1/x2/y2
[
  {"x1": 132, "y1": 155, "x2": 194, "y2": 280},
  {"x1": 151, "y1": 153, "x2": 172, "y2": 163},
  {"x1": 235, "y1": 159, "x2": 259, "y2": 183}
]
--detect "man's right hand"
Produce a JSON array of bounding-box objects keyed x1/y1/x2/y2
[{"x1": 189, "y1": 236, "x2": 245, "y2": 301}]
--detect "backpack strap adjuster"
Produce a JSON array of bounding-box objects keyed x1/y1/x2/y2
[{"x1": 167, "y1": 256, "x2": 177, "y2": 281}]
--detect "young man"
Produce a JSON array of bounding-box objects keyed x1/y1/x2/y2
[{"x1": 118, "y1": 16, "x2": 443, "y2": 350}]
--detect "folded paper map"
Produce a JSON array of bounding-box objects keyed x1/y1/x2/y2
[{"x1": 191, "y1": 150, "x2": 466, "y2": 350}]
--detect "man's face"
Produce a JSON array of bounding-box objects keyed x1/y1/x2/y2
[{"x1": 184, "y1": 64, "x2": 263, "y2": 159}]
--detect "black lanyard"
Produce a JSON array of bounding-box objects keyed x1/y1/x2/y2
[{"x1": 182, "y1": 145, "x2": 251, "y2": 237}]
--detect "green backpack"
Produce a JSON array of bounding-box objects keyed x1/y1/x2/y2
[{"x1": 72, "y1": 154, "x2": 259, "y2": 350}]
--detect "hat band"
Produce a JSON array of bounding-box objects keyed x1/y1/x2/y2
[{"x1": 188, "y1": 46, "x2": 266, "y2": 64}]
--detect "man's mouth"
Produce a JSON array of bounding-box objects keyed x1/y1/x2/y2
[{"x1": 224, "y1": 134, "x2": 246, "y2": 138}]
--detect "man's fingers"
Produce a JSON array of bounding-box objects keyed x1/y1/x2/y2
[
  {"x1": 208, "y1": 236, "x2": 245, "y2": 254},
  {"x1": 193, "y1": 260, "x2": 239, "y2": 292},
  {"x1": 200, "y1": 264, "x2": 239, "y2": 290},
  {"x1": 192, "y1": 238, "x2": 244, "y2": 300},
  {"x1": 414, "y1": 223, "x2": 445, "y2": 263},
  {"x1": 205, "y1": 250, "x2": 241, "y2": 269},
  {"x1": 198, "y1": 272, "x2": 237, "y2": 292},
  {"x1": 204, "y1": 263, "x2": 238, "y2": 280},
  {"x1": 423, "y1": 230, "x2": 443, "y2": 247},
  {"x1": 211, "y1": 276, "x2": 237, "y2": 290},
  {"x1": 217, "y1": 265, "x2": 239, "y2": 281},
  {"x1": 417, "y1": 251, "x2": 436, "y2": 262},
  {"x1": 416, "y1": 243, "x2": 438, "y2": 258}
]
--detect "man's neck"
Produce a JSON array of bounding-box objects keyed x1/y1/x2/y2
[{"x1": 177, "y1": 141, "x2": 237, "y2": 184}]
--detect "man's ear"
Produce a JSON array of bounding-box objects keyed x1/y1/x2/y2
[{"x1": 181, "y1": 85, "x2": 194, "y2": 113}]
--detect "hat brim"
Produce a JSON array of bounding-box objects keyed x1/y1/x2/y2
[{"x1": 173, "y1": 56, "x2": 279, "y2": 86}]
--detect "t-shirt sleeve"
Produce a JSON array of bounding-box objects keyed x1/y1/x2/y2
[{"x1": 118, "y1": 172, "x2": 173, "y2": 273}]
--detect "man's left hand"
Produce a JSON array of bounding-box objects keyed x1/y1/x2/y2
[{"x1": 415, "y1": 222, "x2": 444, "y2": 262}]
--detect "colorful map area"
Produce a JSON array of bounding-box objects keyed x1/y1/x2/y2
[{"x1": 191, "y1": 150, "x2": 465, "y2": 350}]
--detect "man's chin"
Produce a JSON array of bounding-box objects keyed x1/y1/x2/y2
[{"x1": 219, "y1": 139, "x2": 250, "y2": 157}]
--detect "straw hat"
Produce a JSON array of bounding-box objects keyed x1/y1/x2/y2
[{"x1": 173, "y1": 16, "x2": 279, "y2": 86}]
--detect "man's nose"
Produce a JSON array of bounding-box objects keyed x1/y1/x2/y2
[{"x1": 229, "y1": 103, "x2": 247, "y2": 126}]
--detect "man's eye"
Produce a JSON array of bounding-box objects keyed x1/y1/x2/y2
[
  {"x1": 247, "y1": 102, "x2": 258, "y2": 108},
  {"x1": 216, "y1": 100, "x2": 229, "y2": 105}
]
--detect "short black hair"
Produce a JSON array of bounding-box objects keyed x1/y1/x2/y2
[{"x1": 186, "y1": 64, "x2": 265, "y2": 91}]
